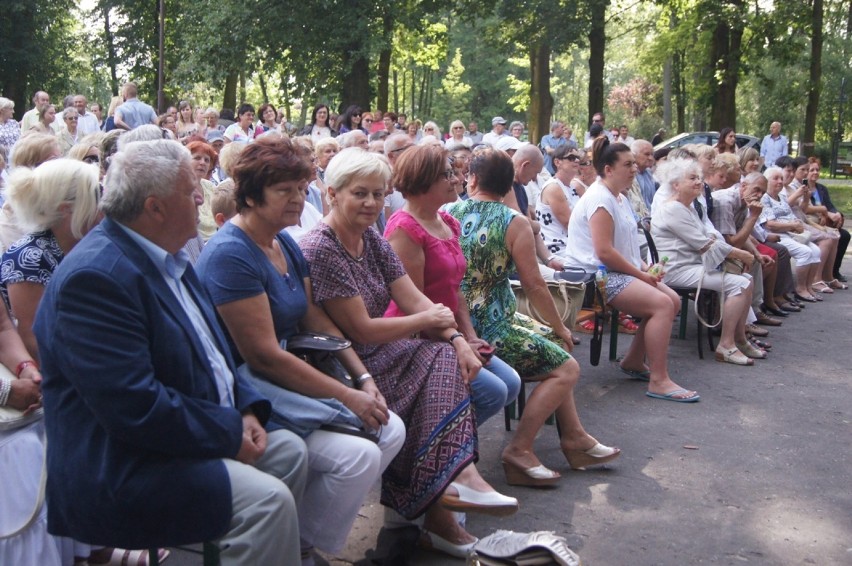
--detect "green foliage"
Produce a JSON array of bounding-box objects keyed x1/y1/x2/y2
[{"x1": 0, "y1": 0, "x2": 80, "y2": 114}]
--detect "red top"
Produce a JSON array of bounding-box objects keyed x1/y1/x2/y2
[{"x1": 383, "y1": 209, "x2": 466, "y2": 317}]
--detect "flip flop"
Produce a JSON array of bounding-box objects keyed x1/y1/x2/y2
[
  {"x1": 619, "y1": 366, "x2": 650, "y2": 382},
  {"x1": 645, "y1": 389, "x2": 700, "y2": 403}
]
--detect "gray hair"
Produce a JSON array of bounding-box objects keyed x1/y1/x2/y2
[
  {"x1": 655, "y1": 157, "x2": 701, "y2": 187},
  {"x1": 63, "y1": 107, "x2": 79, "y2": 119},
  {"x1": 101, "y1": 140, "x2": 191, "y2": 223},
  {"x1": 763, "y1": 166, "x2": 784, "y2": 181},
  {"x1": 630, "y1": 139, "x2": 652, "y2": 154},
  {"x1": 118, "y1": 124, "x2": 169, "y2": 150},
  {"x1": 383, "y1": 132, "x2": 410, "y2": 155},
  {"x1": 743, "y1": 171, "x2": 765, "y2": 186},
  {"x1": 338, "y1": 130, "x2": 367, "y2": 149},
  {"x1": 324, "y1": 148, "x2": 391, "y2": 194},
  {"x1": 550, "y1": 121, "x2": 562, "y2": 132}
]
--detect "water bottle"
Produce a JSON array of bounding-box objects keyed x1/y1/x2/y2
[
  {"x1": 595, "y1": 265, "x2": 608, "y2": 307},
  {"x1": 648, "y1": 255, "x2": 669, "y2": 277}
]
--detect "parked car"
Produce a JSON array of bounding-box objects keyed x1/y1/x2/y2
[{"x1": 654, "y1": 131, "x2": 761, "y2": 154}]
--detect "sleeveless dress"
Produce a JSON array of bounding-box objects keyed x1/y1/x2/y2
[
  {"x1": 535, "y1": 178, "x2": 579, "y2": 255},
  {"x1": 300, "y1": 224, "x2": 477, "y2": 519},
  {"x1": 449, "y1": 199, "x2": 569, "y2": 378}
]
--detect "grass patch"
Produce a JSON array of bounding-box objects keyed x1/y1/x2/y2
[{"x1": 821, "y1": 183, "x2": 852, "y2": 217}]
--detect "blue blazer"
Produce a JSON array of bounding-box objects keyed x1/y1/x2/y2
[{"x1": 33, "y1": 218, "x2": 271, "y2": 548}]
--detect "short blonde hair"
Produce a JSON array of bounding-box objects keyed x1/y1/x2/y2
[
  {"x1": 217, "y1": 142, "x2": 246, "y2": 178},
  {"x1": 314, "y1": 136, "x2": 340, "y2": 157},
  {"x1": 211, "y1": 179, "x2": 237, "y2": 220},
  {"x1": 324, "y1": 148, "x2": 391, "y2": 195},
  {"x1": 11, "y1": 133, "x2": 60, "y2": 169},
  {"x1": 0, "y1": 97, "x2": 14, "y2": 112},
  {"x1": 6, "y1": 159, "x2": 100, "y2": 238}
]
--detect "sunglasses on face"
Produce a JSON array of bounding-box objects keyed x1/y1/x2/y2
[{"x1": 83, "y1": 155, "x2": 100, "y2": 164}]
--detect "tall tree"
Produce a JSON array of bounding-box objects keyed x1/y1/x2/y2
[
  {"x1": 803, "y1": 0, "x2": 824, "y2": 156},
  {"x1": 707, "y1": 0, "x2": 745, "y2": 129},
  {"x1": 586, "y1": 0, "x2": 609, "y2": 128}
]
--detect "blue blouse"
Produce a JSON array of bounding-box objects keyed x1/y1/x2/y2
[{"x1": 195, "y1": 222, "x2": 309, "y2": 364}]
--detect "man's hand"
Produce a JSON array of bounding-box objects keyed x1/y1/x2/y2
[{"x1": 236, "y1": 413, "x2": 267, "y2": 465}]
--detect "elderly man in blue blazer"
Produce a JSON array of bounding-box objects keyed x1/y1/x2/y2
[{"x1": 34, "y1": 139, "x2": 308, "y2": 565}]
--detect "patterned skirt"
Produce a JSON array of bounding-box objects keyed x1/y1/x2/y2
[{"x1": 357, "y1": 338, "x2": 477, "y2": 519}]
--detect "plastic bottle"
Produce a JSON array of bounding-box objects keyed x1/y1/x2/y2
[
  {"x1": 595, "y1": 265, "x2": 608, "y2": 306},
  {"x1": 647, "y1": 255, "x2": 670, "y2": 277}
]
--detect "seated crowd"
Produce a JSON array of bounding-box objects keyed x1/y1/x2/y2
[{"x1": 0, "y1": 85, "x2": 847, "y2": 565}]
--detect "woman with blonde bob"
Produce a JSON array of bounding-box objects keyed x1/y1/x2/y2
[
  {"x1": 0, "y1": 159, "x2": 101, "y2": 356},
  {"x1": 445, "y1": 120, "x2": 472, "y2": 148}
]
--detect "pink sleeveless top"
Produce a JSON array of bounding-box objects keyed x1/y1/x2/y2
[{"x1": 383, "y1": 209, "x2": 466, "y2": 317}]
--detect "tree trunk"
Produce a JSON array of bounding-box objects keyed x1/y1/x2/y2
[
  {"x1": 663, "y1": 57, "x2": 672, "y2": 132},
  {"x1": 341, "y1": 49, "x2": 371, "y2": 108},
  {"x1": 709, "y1": 0, "x2": 744, "y2": 130},
  {"x1": 393, "y1": 69, "x2": 399, "y2": 113},
  {"x1": 587, "y1": 0, "x2": 607, "y2": 125},
  {"x1": 376, "y1": 12, "x2": 393, "y2": 112},
  {"x1": 223, "y1": 72, "x2": 238, "y2": 111},
  {"x1": 675, "y1": 52, "x2": 686, "y2": 133},
  {"x1": 529, "y1": 43, "x2": 553, "y2": 145},
  {"x1": 102, "y1": 6, "x2": 119, "y2": 96},
  {"x1": 239, "y1": 70, "x2": 246, "y2": 105},
  {"x1": 259, "y1": 74, "x2": 268, "y2": 104},
  {"x1": 418, "y1": 69, "x2": 427, "y2": 118},
  {"x1": 803, "y1": 0, "x2": 823, "y2": 157}
]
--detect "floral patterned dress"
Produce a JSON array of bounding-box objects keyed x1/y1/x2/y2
[
  {"x1": 449, "y1": 199, "x2": 569, "y2": 378},
  {"x1": 299, "y1": 224, "x2": 477, "y2": 519}
]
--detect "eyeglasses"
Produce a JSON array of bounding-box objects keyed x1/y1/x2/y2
[
  {"x1": 65, "y1": 116, "x2": 78, "y2": 121},
  {"x1": 363, "y1": 118, "x2": 373, "y2": 123},
  {"x1": 388, "y1": 145, "x2": 413, "y2": 154},
  {"x1": 83, "y1": 155, "x2": 100, "y2": 164},
  {"x1": 566, "y1": 155, "x2": 580, "y2": 162},
  {"x1": 579, "y1": 160, "x2": 591, "y2": 166}
]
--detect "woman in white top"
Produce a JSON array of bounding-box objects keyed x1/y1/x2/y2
[
  {"x1": 651, "y1": 159, "x2": 760, "y2": 366},
  {"x1": 564, "y1": 138, "x2": 698, "y2": 402},
  {"x1": 445, "y1": 120, "x2": 472, "y2": 148},
  {"x1": 535, "y1": 146, "x2": 582, "y2": 256}
]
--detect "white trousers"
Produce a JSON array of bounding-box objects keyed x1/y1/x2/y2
[{"x1": 300, "y1": 412, "x2": 405, "y2": 554}]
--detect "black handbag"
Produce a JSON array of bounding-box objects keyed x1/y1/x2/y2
[
  {"x1": 284, "y1": 332, "x2": 380, "y2": 443},
  {"x1": 285, "y1": 332, "x2": 354, "y2": 389}
]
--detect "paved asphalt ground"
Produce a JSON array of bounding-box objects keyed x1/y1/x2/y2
[{"x1": 168, "y1": 252, "x2": 852, "y2": 565}]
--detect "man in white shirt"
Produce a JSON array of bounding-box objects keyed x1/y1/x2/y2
[
  {"x1": 760, "y1": 122, "x2": 788, "y2": 169},
  {"x1": 482, "y1": 116, "x2": 508, "y2": 145},
  {"x1": 616, "y1": 125, "x2": 635, "y2": 146},
  {"x1": 74, "y1": 95, "x2": 100, "y2": 135}
]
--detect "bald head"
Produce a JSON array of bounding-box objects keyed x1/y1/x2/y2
[{"x1": 512, "y1": 143, "x2": 544, "y2": 185}]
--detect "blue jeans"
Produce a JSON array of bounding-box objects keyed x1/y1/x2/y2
[{"x1": 469, "y1": 355, "x2": 522, "y2": 425}]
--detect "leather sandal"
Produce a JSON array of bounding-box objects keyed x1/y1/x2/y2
[{"x1": 715, "y1": 346, "x2": 754, "y2": 366}]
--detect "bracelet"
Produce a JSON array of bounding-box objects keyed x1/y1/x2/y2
[
  {"x1": 448, "y1": 332, "x2": 465, "y2": 344},
  {"x1": 355, "y1": 373, "x2": 372, "y2": 387},
  {"x1": 0, "y1": 378, "x2": 11, "y2": 407},
  {"x1": 15, "y1": 360, "x2": 38, "y2": 378}
]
